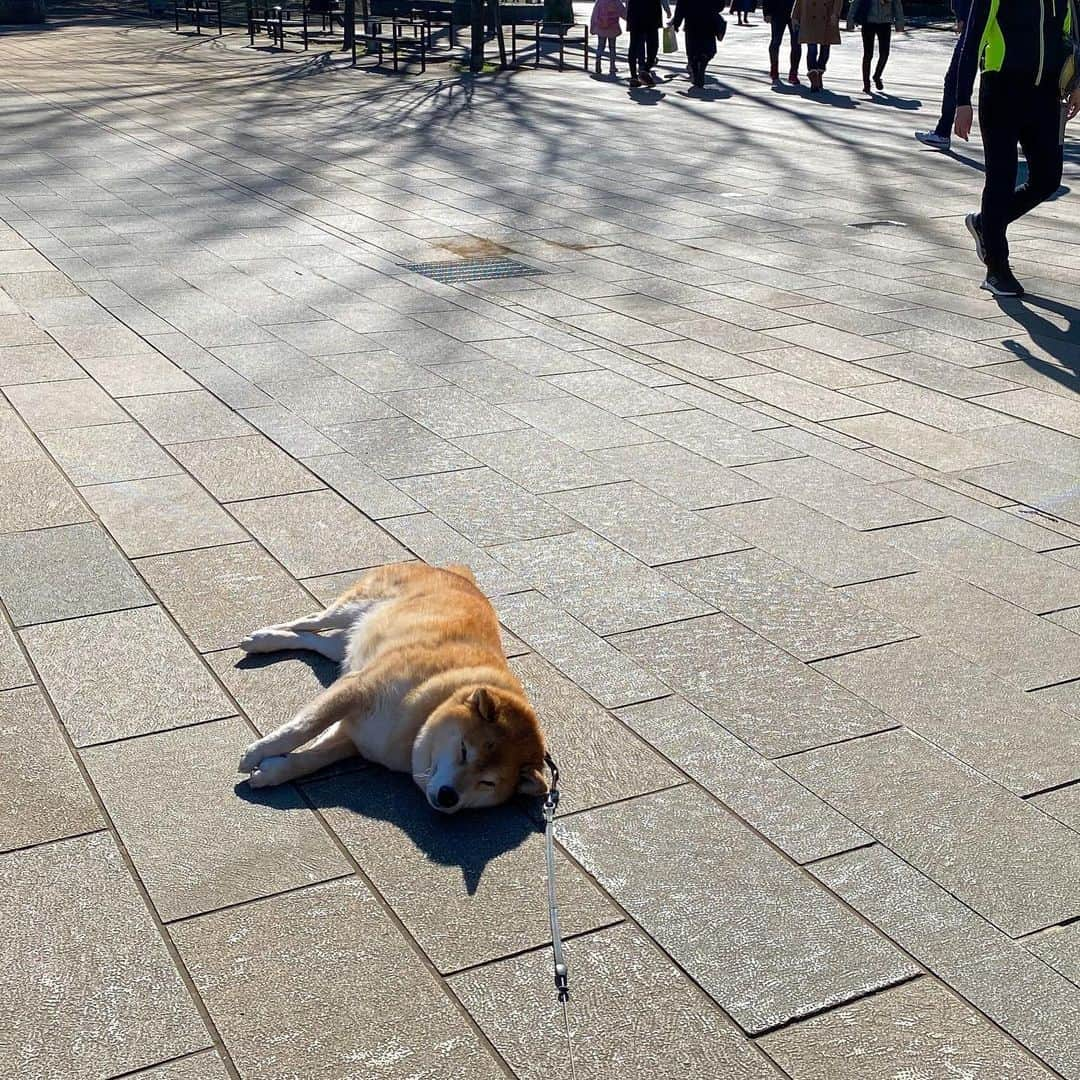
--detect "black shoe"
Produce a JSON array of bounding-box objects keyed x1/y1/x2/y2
[{"x1": 982, "y1": 265, "x2": 1025, "y2": 298}]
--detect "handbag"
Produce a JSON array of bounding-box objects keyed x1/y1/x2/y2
[
  {"x1": 662, "y1": 25, "x2": 677, "y2": 51},
  {"x1": 1061, "y1": 0, "x2": 1080, "y2": 97},
  {"x1": 715, "y1": 10, "x2": 727, "y2": 39}
]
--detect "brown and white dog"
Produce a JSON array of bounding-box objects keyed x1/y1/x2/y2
[{"x1": 237, "y1": 562, "x2": 548, "y2": 813}]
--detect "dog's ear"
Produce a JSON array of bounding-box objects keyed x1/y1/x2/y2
[
  {"x1": 469, "y1": 686, "x2": 498, "y2": 724},
  {"x1": 517, "y1": 764, "x2": 548, "y2": 797}
]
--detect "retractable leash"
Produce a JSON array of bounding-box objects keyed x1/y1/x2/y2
[{"x1": 542, "y1": 751, "x2": 578, "y2": 1080}]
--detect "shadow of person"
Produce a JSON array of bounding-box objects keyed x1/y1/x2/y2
[
  {"x1": 628, "y1": 85, "x2": 665, "y2": 103},
  {"x1": 867, "y1": 91, "x2": 922, "y2": 110},
  {"x1": 995, "y1": 293, "x2": 1080, "y2": 390},
  {"x1": 301, "y1": 763, "x2": 540, "y2": 896}
]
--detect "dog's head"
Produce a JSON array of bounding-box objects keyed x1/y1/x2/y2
[{"x1": 413, "y1": 685, "x2": 547, "y2": 813}]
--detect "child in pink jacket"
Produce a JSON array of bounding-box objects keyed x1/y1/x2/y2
[{"x1": 591, "y1": 0, "x2": 627, "y2": 77}]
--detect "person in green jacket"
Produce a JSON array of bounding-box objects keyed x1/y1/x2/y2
[{"x1": 954, "y1": 0, "x2": 1080, "y2": 297}]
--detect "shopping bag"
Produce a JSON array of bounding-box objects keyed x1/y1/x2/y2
[{"x1": 662, "y1": 25, "x2": 677, "y2": 53}]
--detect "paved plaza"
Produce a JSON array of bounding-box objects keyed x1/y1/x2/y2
[{"x1": 1, "y1": 6, "x2": 1080, "y2": 1078}]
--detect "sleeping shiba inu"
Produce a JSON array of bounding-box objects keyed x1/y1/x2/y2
[{"x1": 237, "y1": 562, "x2": 548, "y2": 813}]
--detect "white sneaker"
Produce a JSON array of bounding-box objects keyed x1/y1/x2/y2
[{"x1": 915, "y1": 130, "x2": 951, "y2": 151}]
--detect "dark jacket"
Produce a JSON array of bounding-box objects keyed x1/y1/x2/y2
[
  {"x1": 955, "y1": 0, "x2": 1073, "y2": 105},
  {"x1": 673, "y1": 0, "x2": 726, "y2": 58},
  {"x1": 760, "y1": 0, "x2": 788, "y2": 14},
  {"x1": 626, "y1": 0, "x2": 665, "y2": 30}
]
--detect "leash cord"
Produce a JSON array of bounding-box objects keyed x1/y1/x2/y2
[{"x1": 543, "y1": 752, "x2": 578, "y2": 1080}]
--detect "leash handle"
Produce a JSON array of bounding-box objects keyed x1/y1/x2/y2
[{"x1": 543, "y1": 752, "x2": 569, "y2": 1003}]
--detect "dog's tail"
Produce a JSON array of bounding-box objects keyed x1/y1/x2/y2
[{"x1": 443, "y1": 563, "x2": 477, "y2": 584}]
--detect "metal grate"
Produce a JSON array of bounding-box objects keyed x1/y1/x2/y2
[{"x1": 402, "y1": 257, "x2": 544, "y2": 284}]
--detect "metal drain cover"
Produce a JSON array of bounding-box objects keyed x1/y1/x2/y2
[
  {"x1": 402, "y1": 257, "x2": 543, "y2": 284},
  {"x1": 847, "y1": 220, "x2": 909, "y2": 230}
]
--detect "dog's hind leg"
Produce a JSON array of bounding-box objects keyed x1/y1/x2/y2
[
  {"x1": 240, "y1": 599, "x2": 373, "y2": 654},
  {"x1": 247, "y1": 721, "x2": 357, "y2": 788},
  {"x1": 239, "y1": 628, "x2": 348, "y2": 661},
  {"x1": 239, "y1": 672, "x2": 368, "y2": 775}
]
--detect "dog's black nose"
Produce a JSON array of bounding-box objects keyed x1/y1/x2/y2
[{"x1": 436, "y1": 785, "x2": 459, "y2": 808}]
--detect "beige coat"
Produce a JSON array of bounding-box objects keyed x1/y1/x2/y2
[{"x1": 792, "y1": 0, "x2": 843, "y2": 44}]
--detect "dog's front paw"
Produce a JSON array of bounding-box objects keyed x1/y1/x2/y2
[
  {"x1": 239, "y1": 627, "x2": 284, "y2": 653},
  {"x1": 249, "y1": 755, "x2": 291, "y2": 788},
  {"x1": 238, "y1": 741, "x2": 268, "y2": 774}
]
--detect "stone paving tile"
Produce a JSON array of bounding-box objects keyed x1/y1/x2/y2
[
  {"x1": 612, "y1": 613, "x2": 895, "y2": 757},
  {"x1": 545, "y1": 369, "x2": 686, "y2": 417},
  {"x1": 814, "y1": 845, "x2": 1080, "y2": 1078},
  {"x1": 23, "y1": 606, "x2": 233, "y2": 746},
  {"x1": 84, "y1": 473, "x2": 248, "y2": 558},
  {"x1": 785, "y1": 729, "x2": 1080, "y2": 937},
  {"x1": 327, "y1": 416, "x2": 478, "y2": 478},
  {"x1": 638, "y1": 337, "x2": 770, "y2": 379},
  {"x1": 707, "y1": 497, "x2": 919, "y2": 586},
  {"x1": 136, "y1": 542, "x2": 314, "y2": 652},
  {"x1": 888, "y1": 477, "x2": 1075, "y2": 550},
  {"x1": 850, "y1": 380, "x2": 1013, "y2": 433},
  {"x1": 452, "y1": 923, "x2": 783, "y2": 1080},
  {"x1": 171, "y1": 878, "x2": 503, "y2": 1080},
  {"x1": 381, "y1": 513, "x2": 525, "y2": 597},
  {"x1": 969, "y1": 420, "x2": 1080, "y2": 475},
  {"x1": 504, "y1": 396, "x2": 658, "y2": 452},
  {"x1": 666, "y1": 550, "x2": 913, "y2": 662},
  {"x1": 261, "y1": 374, "x2": 397, "y2": 428},
  {"x1": 230, "y1": 489, "x2": 409, "y2": 578},
  {"x1": 510, "y1": 653, "x2": 681, "y2": 813},
  {"x1": 476, "y1": 334, "x2": 597, "y2": 375},
  {"x1": 496, "y1": 589, "x2": 667, "y2": 708},
  {"x1": 546, "y1": 481, "x2": 747, "y2": 566},
  {"x1": 0, "y1": 613, "x2": 30, "y2": 691},
  {"x1": 238, "y1": 403, "x2": 340, "y2": 457},
  {"x1": 320, "y1": 349, "x2": 445, "y2": 392},
  {"x1": 662, "y1": 381, "x2": 783, "y2": 429},
  {"x1": 958, "y1": 459, "x2": 1080, "y2": 526},
  {"x1": 130, "y1": 1050, "x2": 232, "y2": 1079},
  {"x1": 40, "y1": 421, "x2": 180, "y2": 486},
  {"x1": 858, "y1": 351, "x2": 1017, "y2": 398},
  {"x1": 5, "y1": 376, "x2": 128, "y2": 430},
  {"x1": 124, "y1": 389, "x2": 254, "y2": 444},
  {"x1": 762, "y1": 423, "x2": 912, "y2": 482},
  {"x1": 556, "y1": 785, "x2": 919, "y2": 1034},
  {"x1": 972, "y1": 387, "x2": 1080, "y2": 438},
  {"x1": 633, "y1": 409, "x2": 795, "y2": 466},
  {"x1": 817, "y1": 638, "x2": 1080, "y2": 796},
  {"x1": 617, "y1": 697, "x2": 869, "y2": 863},
  {"x1": 877, "y1": 516, "x2": 1080, "y2": 613},
  {"x1": 428, "y1": 357, "x2": 566, "y2": 405},
  {"x1": 170, "y1": 435, "x2": 321, "y2": 502},
  {"x1": 301, "y1": 451, "x2": 422, "y2": 518},
  {"x1": 492, "y1": 531, "x2": 714, "y2": 636},
  {"x1": 0, "y1": 313, "x2": 49, "y2": 346},
  {"x1": 308, "y1": 767, "x2": 618, "y2": 973},
  {"x1": 1030, "y1": 785, "x2": 1080, "y2": 833},
  {"x1": 847, "y1": 570, "x2": 1080, "y2": 689},
  {"x1": 0, "y1": 341, "x2": 84, "y2": 384},
  {"x1": 0, "y1": 522, "x2": 152, "y2": 626},
  {"x1": 767, "y1": 322, "x2": 901, "y2": 362},
  {"x1": 47, "y1": 322, "x2": 159, "y2": 359},
  {"x1": 727, "y1": 372, "x2": 879, "y2": 422},
  {"x1": 269, "y1": 319, "x2": 377, "y2": 356},
  {"x1": 78, "y1": 352, "x2": 198, "y2": 397},
  {"x1": 744, "y1": 346, "x2": 886, "y2": 389},
  {"x1": 831, "y1": 412, "x2": 1009, "y2": 472},
  {"x1": 0, "y1": 456, "x2": 89, "y2": 533},
  {"x1": 1027, "y1": 924, "x2": 1080, "y2": 990},
  {"x1": 0, "y1": 685, "x2": 102, "y2": 853},
  {"x1": 396, "y1": 467, "x2": 575, "y2": 546},
  {"x1": 83, "y1": 717, "x2": 349, "y2": 921},
  {"x1": 736, "y1": 455, "x2": 948, "y2": 531},
  {"x1": 458, "y1": 426, "x2": 626, "y2": 494},
  {"x1": 758, "y1": 977, "x2": 1058, "y2": 1080},
  {"x1": 0, "y1": 832, "x2": 208, "y2": 1080}
]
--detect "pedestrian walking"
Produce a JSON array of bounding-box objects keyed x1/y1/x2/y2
[
  {"x1": 732, "y1": 0, "x2": 754, "y2": 25},
  {"x1": 591, "y1": 0, "x2": 627, "y2": 76},
  {"x1": 646, "y1": 0, "x2": 674, "y2": 71},
  {"x1": 792, "y1": 0, "x2": 842, "y2": 92},
  {"x1": 954, "y1": 0, "x2": 1080, "y2": 296},
  {"x1": 672, "y1": 0, "x2": 727, "y2": 86},
  {"x1": 847, "y1": 0, "x2": 904, "y2": 94},
  {"x1": 915, "y1": 0, "x2": 971, "y2": 150},
  {"x1": 626, "y1": 0, "x2": 665, "y2": 85},
  {"x1": 763, "y1": 0, "x2": 802, "y2": 84}
]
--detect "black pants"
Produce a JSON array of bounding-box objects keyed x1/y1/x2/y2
[
  {"x1": 644, "y1": 26, "x2": 660, "y2": 69},
  {"x1": 934, "y1": 30, "x2": 962, "y2": 137},
  {"x1": 860, "y1": 23, "x2": 891, "y2": 81},
  {"x1": 629, "y1": 28, "x2": 654, "y2": 76},
  {"x1": 979, "y1": 72, "x2": 1064, "y2": 267},
  {"x1": 768, "y1": 15, "x2": 801, "y2": 72}
]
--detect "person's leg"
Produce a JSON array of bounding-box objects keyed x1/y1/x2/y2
[
  {"x1": 1007, "y1": 83, "x2": 1065, "y2": 227},
  {"x1": 978, "y1": 74, "x2": 1022, "y2": 268},
  {"x1": 861, "y1": 24, "x2": 874, "y2": 90},
  {"x1": 768, "y1": 13, "x2": 784, "y2": 78},
  {"x1": 788, "y1": 18, "x2": 802, "y2": 79},
  {"x1": 818, "y1": 43, "x2": 830, "y2": 73},
  {"x1": 628, "y1": 28, "x2": 642, "y2": 79},
  {"x1": 595, "y1": 34, "x2": 605, "y2": 71},
  {"x1": 934, "y1": 32, "x2": 962, "y2": 137},
  {"x1": 874, "y1": 24, "x2": 891, "y2": 84},
  {"x1": 646, "y1": 25, "x2": 659, "y2": 69},
  {"x1": 608, "y1": 35, "x2": 617, "y2": 73}
]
